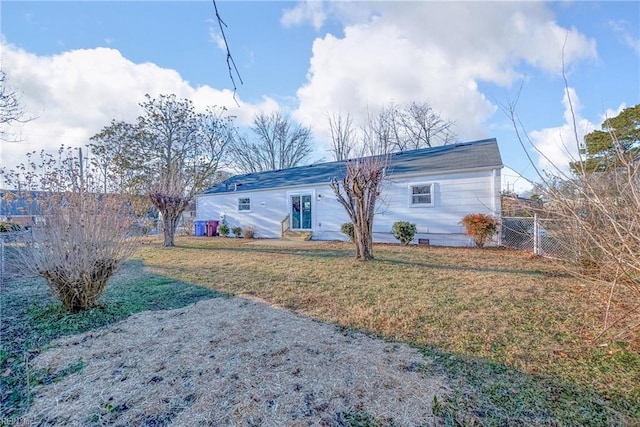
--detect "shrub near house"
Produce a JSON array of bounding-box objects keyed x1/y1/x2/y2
[
  {"x1": 340, "y1": 223, "x2": 355, "y2": 242},
  {"x1": 392, "y1": 221, "x2": 417, "y2": 245},
  {"x1": 217, "y1": 223, "x2": 230, "y2": 237},
  {"x1": 461, "y1": 213, "x2": 497, "y2": 248}
]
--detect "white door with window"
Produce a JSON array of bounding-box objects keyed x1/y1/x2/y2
[{"x1": 290, "y1": 194, "x2": 312, "y2": 230}]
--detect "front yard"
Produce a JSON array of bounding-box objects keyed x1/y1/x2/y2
[{"x1": 2, "y1": 236, "x2": 638, "y2": 425}]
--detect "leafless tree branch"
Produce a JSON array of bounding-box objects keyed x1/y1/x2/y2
[
  {"x1": 0, "y1": 69, "x2": 35, "y2": 142},
  {"x1": 212, "y1": 0, "x2": 243, "y2": 104}
]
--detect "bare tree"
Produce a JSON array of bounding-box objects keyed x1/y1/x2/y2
[
  {"x1": 400, "y1": 102, "x2": 457, "y2": 149},
  {"x1": 327, "y1": 111, "x2": 355, "y2": 161},
  {"x1": 229, "y1": 110, "x2": 313, "y2": 173},
  {"x1": 90, "y1": 94, "x2": 234, "y2": 247},
  {"x1": 329, "y1": 102, "x2": 456, "y2": 158},
  {"x1": 361, "y1": 108, "x2": 395, "y2": 156},
  {"x1": 330, "y1": 154, "x2": 388, "y2": 260},
  {"x1": 372, "y1": 101, "x2": 457, "y2": 153},
  {"x1": 0, "y1": 69, "x2": 33, "y2": 142}
]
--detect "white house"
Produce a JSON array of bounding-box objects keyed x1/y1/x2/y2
[{"x1": 196, "y1": 138, "x2": 503, "y2": 246}]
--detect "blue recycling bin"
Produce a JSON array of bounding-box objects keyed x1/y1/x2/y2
[{"x1": 194, "y1": 220, "x2": 206, "y2": 237}]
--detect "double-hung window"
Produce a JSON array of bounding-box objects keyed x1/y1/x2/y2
[
  {"x1": 238, "y1": 197, "x2": 251, "y2": 211},
  {"x1": 410, "y1": 184, "x2": 434, "y2": 206}
]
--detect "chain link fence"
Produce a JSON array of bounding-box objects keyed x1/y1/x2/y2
[
  {"x1": 0, "y1": 229, "x2": 33, "y2": 287},
  {"x1": 500, "y1": 216, "x2": 576, "y2": 260}
]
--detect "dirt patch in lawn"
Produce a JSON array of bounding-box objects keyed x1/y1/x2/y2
[{"x1": 25, "y1": 296, "x2": 449, "y2": 426}]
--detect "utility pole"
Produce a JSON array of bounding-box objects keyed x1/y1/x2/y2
[{"x1": 78, "y1": 147, "x2": 85, "y2": 191}]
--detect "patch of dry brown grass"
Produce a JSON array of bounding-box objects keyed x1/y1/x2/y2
[{"x1": 26, "y1": 297, "x2": 448, "y2": 425}]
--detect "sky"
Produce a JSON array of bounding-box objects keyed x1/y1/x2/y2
[{"x1": 1, "y1": 0, "x2": 639, "y2": 194}]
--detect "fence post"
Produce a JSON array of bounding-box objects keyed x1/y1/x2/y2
[
  {"x1": 0, "y1": 237, "x2": 4, "y2": 288},
  {"x1": 533, "y1": 213, "x2": 540, "y2": 256}
]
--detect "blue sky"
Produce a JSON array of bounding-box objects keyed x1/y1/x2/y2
[{"x1": 1, "y1": 1, "x2": 639, "y2": 194}]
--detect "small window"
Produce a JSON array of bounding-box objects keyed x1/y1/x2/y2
[
  {"x1": 411, "y1": 184, "x2": 433, "y2": 205},
  {"x1": 238, "y1": 197, "x2": 251, "y2": 211}
]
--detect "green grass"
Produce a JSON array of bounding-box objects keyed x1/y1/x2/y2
[
  {"x1": 0, "y1": 260, "x2": 222, "y2": 421},
  {"x1": 424, "y1": 347, "x2": 627, "y2": 426}
]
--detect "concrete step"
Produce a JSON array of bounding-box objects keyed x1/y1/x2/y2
[{"x1": 282, "y1": 230, "x2": 312, "y2": 241}]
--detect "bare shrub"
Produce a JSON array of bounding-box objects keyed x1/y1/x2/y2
[
  {"x1": 506, "y1": 86, "x2": 639, "y2": 340},
  {"x1": 1, "y1": 147, "x2": 140, "y2": 312},
  {"x1": 243, "y1": 225, "x2": 255, "y2": 239},
  {"x1": 32, "y1": 193, "x2": 139, "y2": 312},
  {"x1": 181, "y1": 217, "x2": 194, "y2": 236},
  {"x1": 544, "y1": 137, "x2": 639, "y2": 335}
]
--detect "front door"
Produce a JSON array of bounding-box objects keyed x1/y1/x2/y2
[{"x1": 291, "y1": 194, "x2": 312, "y2": 230}]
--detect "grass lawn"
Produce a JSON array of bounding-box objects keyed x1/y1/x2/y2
[
  {"x1": 2, "y1": 235, "x2": 638, "y2": 425},
  {"x1": 136, "y1": 237, "x2": 639, "y2": 426}
]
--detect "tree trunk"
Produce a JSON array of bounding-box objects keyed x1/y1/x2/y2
[
  {"x1": 353, "y1": 220, "x2": 374, "y2": 260},
  {"x1": 162, "y1": 211, "x2": 180, "y2": 247},
  {"x1": 149, "y1": 192, "x2": 189, "y2": 248},
  {"x1": 354, "y1": 235, "x2": 374, "y2": 260}
]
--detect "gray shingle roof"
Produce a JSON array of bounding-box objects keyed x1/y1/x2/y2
[{"x1": 202, "y1": 138, "x2": 502, "y2": 195}]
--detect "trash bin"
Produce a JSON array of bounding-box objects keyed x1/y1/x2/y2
[
  {"x1": 194, "y1": 221, "x2": 206, "y2": 237},
  {"x1": 205, "y1": 220, "x2": 219, "y2": 237}
]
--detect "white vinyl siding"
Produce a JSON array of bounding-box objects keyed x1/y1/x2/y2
[{"x1": 196, "y1": 168, "x2": 501, "y2": 246}]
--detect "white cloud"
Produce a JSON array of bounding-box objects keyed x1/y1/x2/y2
[
  {"x1": 0, "y1": 42, "x2": 277, "y2": 177},
  {"x1": 609, "y1": 19, "x2": 640, "y2": 56},
  {"x1": 529, "y1": 88, "x2": 596, "y2": 176},
  {"x1": 208, "y1": 27, "x2": 227, "y2": 51},
  {"x1": 191, "y1": 86, "x2": 280, "y2": 125},
  {"x1": 293, "y1": 2, "x2": 597, "y2": 152},
  {"x1": 502, "y1": 166, "x2": 535, "y2": 195},
  {"x1": 281, "y1": 1, "x2": 326, "y2": 31}
]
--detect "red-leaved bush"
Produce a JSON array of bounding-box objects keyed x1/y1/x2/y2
[{"x1": 461, "y1": 213, "x2": 497, "y2": 248}]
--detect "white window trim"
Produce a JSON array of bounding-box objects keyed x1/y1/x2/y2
[
  {"x1": 238, "y1": 197, "x2": 251, "y2": 212},
  {"x1": 409, "y1": 182, "x2": 435, "y2": 207}
]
